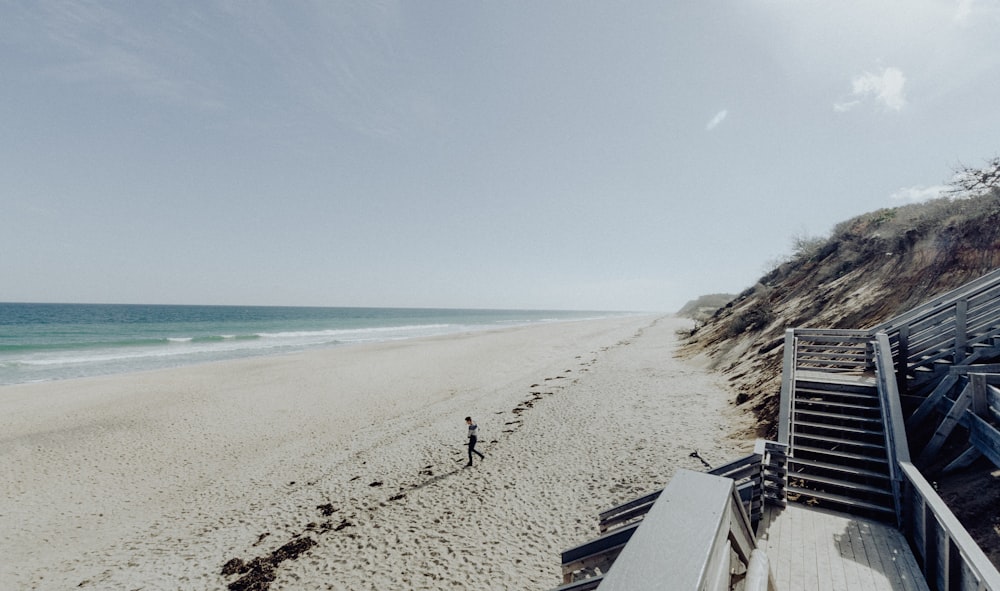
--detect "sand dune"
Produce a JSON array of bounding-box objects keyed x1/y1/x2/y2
[{"x1": 0, "y1": 315, "x2": 753, "y2": 590}]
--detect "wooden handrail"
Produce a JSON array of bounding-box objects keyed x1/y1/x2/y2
[
  {"x1": 598, "y1": 490, "x2": 661, "y2": 528},
  {"x1": 870, "y1": 267, "x2": 1000, "y2": 381},
  {"x1": 873, "y1": 332, "x2": 909, "y2": 526},
  {"x1": 594, "y1": 470, "x2": 767, "y2": 591},
  {"x1": 869, "y1": 266, "x2": 1000, "y2": 334},
  {"x1": 898, "y1": 463, "x2": 1000, "y2": 590},
  {"x1": 872, "y1": 332, "x2": 1000, "y2": 589}
]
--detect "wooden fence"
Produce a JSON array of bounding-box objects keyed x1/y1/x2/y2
[
  {"x1": 874, "y1": 333, "x2": 1000, "y2": 591},
  {"x1": 869, "y1": 267, "x2": 1000, "y2": 390}
]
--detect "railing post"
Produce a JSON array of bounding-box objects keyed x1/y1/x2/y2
[
  {"x1": 897, "y1": 324, "x2": 910, "y2": 396},
  {"x1": 777, "y1": 329, "x2": 796, "y2": 445},
  {"x1": 760, "y1": 440, "x2": 788, "y2": 507},
  {"x1": 955, "y1": 299, "x2": 969, "y2": 363}
]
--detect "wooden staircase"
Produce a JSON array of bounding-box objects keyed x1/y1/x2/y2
[
  {"x1": 778, "y1": 267, "x2": 1000, "y2": 524},
  {"x1": 786, "y1": 375, "x2": 896, "y2": 520}
]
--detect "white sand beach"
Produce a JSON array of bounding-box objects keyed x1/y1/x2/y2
[{"x1": 0, "y1": 315, "x2": 754, "y2": 590}]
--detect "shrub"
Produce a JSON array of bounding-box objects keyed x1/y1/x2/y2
[{"x1": 727, "y1": 301, "x2": 774, "y2": 336}]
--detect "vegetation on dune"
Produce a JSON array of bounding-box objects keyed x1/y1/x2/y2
[
  {"x1": 676, "y1": 293, "x2": 735, "y2": 322},
  {"x1": 681, "y1": 156, "x2": 1000, "y2": 439}
]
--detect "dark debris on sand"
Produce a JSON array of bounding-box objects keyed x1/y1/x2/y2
[
  {"x1": 220, "y1": 370, "x2": 568, "y2": 589},
  {"x1": 223, "y1": 537, "x2": 318, "y2": 591},
  {"x1": 316, "y1": 503, "x2": 337, "y2": 516}
]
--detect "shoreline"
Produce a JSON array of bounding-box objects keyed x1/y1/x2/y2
[
  {"x1": 1, "y1": 314, "x2": 754, "y2": 590},
  {"x1": 0, "y1": 303, "x2": 624, "y2": 387}
]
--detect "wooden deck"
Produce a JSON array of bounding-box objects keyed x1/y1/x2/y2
[{"x1": 757, "y1": 504, "x2": 928, "y2": 591}]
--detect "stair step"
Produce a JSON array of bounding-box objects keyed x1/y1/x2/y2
[
  {"x1": 793, "y1": 420, "x2": 884, "y2": 437},
  {"x1": 794, "y1": 399, "x2": 882, "y2": 413},
  {"x1": 794, "y1": 387, "x2": 879, "y2": 402},
  {"x1": 787, "y1": 486, "x2": 895, "y2": 515},
  {"x1": 795, "y1": 382, "x2": 878, "y2": 393},
  {"x1": 788, "y1": 457, "x2": 889, "y2": 480},
  {"x1": 791, "y1": 432, "x2": 887, "y2": 452},
  {"x1": 788, "y1": 472, "x2": 893, "y2": 497},
  {"x1": 796, "y1": 381, "x2": 874, "y2": 389},
  {"x1": 792, "y1": 409, "x2": 883, "y2": 424},
  {"x1": 793, "y1": 445, "x2": 888, "y2": 464}
]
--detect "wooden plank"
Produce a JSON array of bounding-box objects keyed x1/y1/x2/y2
[
  {"x1": 775, "y1": 505, "x2": 792, "y2": 588},
  {"x1": 727, "y1": 494, "x2": 756, "y2": 565},
  {"x1": 796, "y1": 349, "x2": 868, "y2": 360},
  {"x1": 933, "y1": 515, "x2": 950, "y2": 591},
  {"x1": 898, "y1": 324, "x2": 911, "y2": 393},
  {"x1": 841, "y1": 514, "x2": 870, "y2": 590},
  {"x1": 796, "y1": 370, "x2": 877, "y2": 386},
  {"x1": 824, "y1": 508, "x2": 849, "y2": 591},
  {"x1": 908, "y1": 328, "x2": 956, "y2": 354},
  {"x1": 561, "y1": 523, "x2": 637, "y2": 566},
  {"x1": 871, "y1": 517, "x2": 913, "y2": 588},
  {"x1": 598, "y1": 489, "x2": 661, "y2": 523},
  {"x1": 955, "y1": 299, "x2": 969, "y2": 362},
  {"x1": 789, "y1": 500, "x2": 805, "y2": 591},
  {"x1": 992, "y1": 384, "x2": 1000, "y2": 423},
  {"x1": 795, "y1": 328, "x2": 872, "y2": 337},
  {"x1": 850, "y1": 518, "x2": 882, "y2": 589},
  {"x1": 550, "y1": 575, "x2": 604, "y2": 591},
  {"x1": 917, "y1": 383, "x2": 972, "y2": 464},
  {"x1": 779, "y1": 330, "x2": 796, "y2": 445},
  {"x1": 965, "y1": 279, "x2": 1000, "y2": 309},
  {"x1": 879, "y1": 517, "x2": 929, "y2": 589},
  {"x1": 972, "y1": 373, "x2": 989, "y2": 417},
  {"x1": 948, "y1": 365, "x2": 1000, "y2": 377},
  {"x1": 598, "y1": 500, "x2": 655, "y2": 533},
  {"x1": 942, "y1": 446, "x2": 983, "y2": 474},
  {"x1": 776, "y1": 506, "x2": 792, "y2": 587},
  {"x1": 596, "y1": 470, "x2": 749, "y2": 591},
  {"x1": 906, "y1": 373, "x2": 959, "y2": 430},
  {"x1": 707, "y1": 453, "x2": 761, "y2": 478},
  {"x1": 812, "y1": 508, "x2": 835, "y2": 591},
  {"x1": 969, "y1": 412, "x2": 1000, "y2": 470},
  {"x1": 860, "y1": 519, "x2": 895, "y2": 588},
  {"x1": 871, "y1": 267, "x2": 1000, "y2": 333},
  {"x1": 899, "y1": 462, "x2": 1000, "y2": 590}
]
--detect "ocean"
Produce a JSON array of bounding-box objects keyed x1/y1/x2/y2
[{"x1": 0, "y1": 303, "x2": 619, "y2": 386}]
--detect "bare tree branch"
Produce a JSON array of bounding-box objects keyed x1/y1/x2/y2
[{"x1": 948, "y1": 156, "x2": 1000, "y2": 197}]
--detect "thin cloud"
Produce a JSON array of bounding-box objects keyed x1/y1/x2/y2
[
  {"x1": 705, "y1": 109, "x2": 728, "y2": 131},
  {"x1": 8, "y1": 1, "x2": 224, "y2": 110},
  {"x1": 834, "y1": 67, "x2": 907, "y2": 112},
  {"x1": 889, "y1": 184, "x2": 950, "y2": 203},
  {"x1": 955, "y1": 0, "x2": 975, "y2": 25}
]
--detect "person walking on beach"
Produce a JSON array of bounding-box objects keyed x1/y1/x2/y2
[{"x1": 465, "y1": 416, "x2": 485, "y2": 467}]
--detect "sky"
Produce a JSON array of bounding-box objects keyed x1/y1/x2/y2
[{"x1": 2, "y1": 1, "x2": 1000, "y2": 312}]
